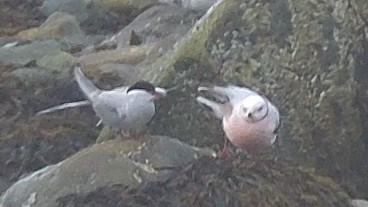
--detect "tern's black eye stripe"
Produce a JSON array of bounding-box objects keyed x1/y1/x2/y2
[{"x1": 127, "y1": 80, "x2": 155, "y2": 93}]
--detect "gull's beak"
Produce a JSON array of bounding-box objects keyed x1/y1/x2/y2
[{"x1": 153, "y1": 87, "x2": 167, "y2": 100}]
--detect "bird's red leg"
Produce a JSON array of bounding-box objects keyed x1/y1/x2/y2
[
  {"x1": 217, "y1": 136, "x2": 230, "y2": 159},
  {"x1": 117, "y1": 129, "x2": 130, "y2": 140},
  {"x1": 130, "y1": 130, "x2": 145, "y2": 140}
]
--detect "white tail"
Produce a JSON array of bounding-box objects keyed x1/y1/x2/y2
[{"x1": 36, "y1": 100, "x2": 90, "y2": 115}]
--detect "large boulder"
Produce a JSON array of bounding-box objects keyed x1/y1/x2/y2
[
  {"x1": 47, "y1": 155, "x2": 354, "y2": 207},
  {"x1": 40, "y1": 0, "x2": 121, "y2": 33},
  {"x1": 17, "y1": 12, "x2": 86, "y2": 46},
  {"x1": 115, "y1": 4, "x2": 203, "y2": 48},
  {"x1": 126, "y1": 0, "x2": 366, "y2": 192},
  {"x1": 0, "y1": 136, "x2": 215, "y2": 207},
  {"x1": 0, "y1": 40, "x2": 61, "y2": 66},
  {"x1": 91, "y1": 0, "x2": 158, "y2": 12}
]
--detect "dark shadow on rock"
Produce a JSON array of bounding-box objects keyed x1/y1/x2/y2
[
  {"x1": 352, "y1": 16, "x2": 368, "y2": 199},
  {"x1": 0, "y1": 118, "x2": 98, "y2": 195},
  {"x1": 0, "y1": 136, "x2": 215, "y2": 207},
  {"x1": 0, "y1": 67, "x2": 99, "y2": 195},
  {"x1": 0, "y1": 0, "x2": 46, "y2": 36}
]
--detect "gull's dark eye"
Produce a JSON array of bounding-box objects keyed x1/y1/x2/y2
[
  {"x1": 242, "y1": 107, "x2": 248, "y2": 113},
  {"x1": 258, "y1": 106, "x2": 263, "y2": 112}
]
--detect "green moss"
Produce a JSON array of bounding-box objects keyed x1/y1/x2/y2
[{"x1": 136, "y1": 0, "x2": 238, "y2": 84}]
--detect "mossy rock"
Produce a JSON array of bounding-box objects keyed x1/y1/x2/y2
[
  {"x1": 130, "y1": 0, "x2": 365, "y2": 191},
  {"x1": 56, "y1": 155, "x2": 353, "y2": 207}
]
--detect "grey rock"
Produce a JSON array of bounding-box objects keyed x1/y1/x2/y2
[
  {"x1": 0, "y1": 136, "x2": 215, "y2": 207},
  {"x1": 40, "y1": 0, "x2": 119, "y2": 31},
  {"x1": 41, "y1": 0, "x2": 88, "y2": 22},
  {"x1": 131, "y1": 136, "x2": 215, "y2": 168},
  {"x1": 36, "y1": 51, "x2": 74, "y2": 71},
  {"x1": 0, "y1": 40, "x2": 61, "y2": 66},
  {"x1": 99, "y1": 63, "x2": 137, "y2": 83},
  {"x1": 135, "y1": 0, "x2": 230, "y2": 82},
  {"x1": 85, "y1": 35, "x2": 111, "y2": 47},
  {"x1": 8, "y1": 68, "x2": 54, "y2": 86},
  {"x1": 136, "y1": 0, "x2": 365, "y2": 190},
  {"x1": 180, "y1": 0, "x2": 218, "y2": 10},
  {"x1": 116, "y1": 4, "x2": 201, "y2": 48},
  {"x1": 160, "y1": 0, "x2": 217, "y2": 10},
  {"x1": 17, "y1": 12, "x2": 86, "y2": 46},
  {"x1": 90, "y1": 0, "x2": 159, "y2": 12},
  {"x1": 75, "y1": 43, "x2": 157, "y2": 73},
  {"x1": 352, "y1": 200, "x2": 368, "y2": 207}
]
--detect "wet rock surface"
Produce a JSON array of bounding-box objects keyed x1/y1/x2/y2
[
  {"x1": 17, "y1": 12, "x2": 86, "y2": 46},
  {"x1": 0, "y1": 0, "x2": 45, "y2": 36},
  {"x1": 0, "y1": 39, "x2": 62, "y2": 66},
  {"x1": 40, "y1": 0, "x2": 123, "y2": 34},
  {"x1": 115, "y1": 4, "x2": 202, "y2": 48},
  {"x1": 0, "y1": 117, "x2": 98, "y2": 200},
  {"x1": 8, "y1": 67, "x2": 54, "y2": 86},
  {"x1": 91, "y1": 0, "x2": 159, "y2": 12},
  {"x1": 56, "y1": 155, "x2": 353, "y2": 207},
  {"x1": 352, "y1": 199, "x2": 368, "y2": 207},
  {"x1": 0, "y1": 136, "x2": 215, "y2": 207}
]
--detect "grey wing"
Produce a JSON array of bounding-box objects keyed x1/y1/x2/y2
[
  {"x1": 268, "y1": 102, "x2": 280, "y2": 134},
  {"x1": 266, "y1": 102, "x2": 280, "y2": 145},
  {"x1": 199, "y1": 85, "x2": 258, "y2": 105},
  {"x1": 222, "y1": 85, "x2": 259, "y2": 104},
  {"x1": 92, "y1": 92, "x2": 127, "y2": 127},
  {"x1": 196, "y1": 96, "x2": 226, "y2": 119}
]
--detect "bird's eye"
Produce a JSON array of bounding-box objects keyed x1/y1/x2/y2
[
  {"x1": 242, "y1": 107, "x2": 248, "y2": 113},
  {"x1": 258, "y1": 106, "x2": 263, "y2": 112}
]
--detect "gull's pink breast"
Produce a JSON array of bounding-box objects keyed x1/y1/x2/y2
[{"x1": 223, "y1": 115, "x2": 273, "y2": 150}]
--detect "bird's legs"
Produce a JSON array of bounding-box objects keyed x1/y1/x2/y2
[
  {"x1": 116, "y1": 129, "x2": 130, "y2": 140},
  {"x1": 117, "y1": 128, "x2": 146, "y2": 141},
  {"x1": 129, "y1": 130, "x2": 145, "y2": 140},
  {"x1": 121, "y1": 130, "x2": 130, "y2": 137},
  {"x1": 217, "y1": 136, "x2": 230, "y2": 159}
]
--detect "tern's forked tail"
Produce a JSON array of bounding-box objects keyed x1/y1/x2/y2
[
  {"x1": 35, "y1": 100, "x2": 91, "y2": 115},
  {"x1": 74, "y1": 67, "x2": 101, "y2": 101}
]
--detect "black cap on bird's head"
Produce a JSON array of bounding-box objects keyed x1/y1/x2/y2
[
  {"x1": 127, "y1": 80, "x2": 167, "y2": 99},
  {"x1": 127, "y1": 80, "x2": 155, "y2": 93}
]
